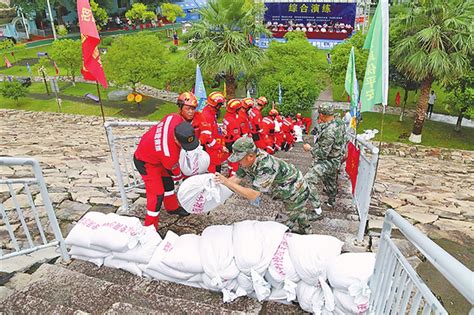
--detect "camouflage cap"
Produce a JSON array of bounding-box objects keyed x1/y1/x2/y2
[
  {"x1": 318, "y1": 102, "x2": 335, "y2": 116},
  {"x1": 228, "y1": 136, "x2": 257, "y2": 163}
]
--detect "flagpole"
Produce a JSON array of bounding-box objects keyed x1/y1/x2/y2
[{"x1": 96, "y1": 81, "x2": 106, "y2": 123}]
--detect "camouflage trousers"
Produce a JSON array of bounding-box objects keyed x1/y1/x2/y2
[
  {"x1": 281, "y1": 184, "x2": 315, "y2": 234},
  {"x1": 305, "y1": 159, "x2": 340, "y2": 204}
]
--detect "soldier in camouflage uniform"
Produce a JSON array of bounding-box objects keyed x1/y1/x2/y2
[
  {"x1": 215, "y1": 136, "x2": 319, "y2": 234},
  {"x1": 303, "y1": 103, "x2": 347, "y2": 208}
]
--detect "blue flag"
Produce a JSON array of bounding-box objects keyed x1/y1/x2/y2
[
  {"x1": 194, "y1": 64, "x2": 207, "y2": 111},
  {"x1": 278, "y1": 83, "x2": 282, "y2": 105},
  {"x1": 26, "y1": 62, "x2": 32, "y2": 75}
]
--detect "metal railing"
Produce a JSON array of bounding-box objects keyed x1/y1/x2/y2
[
  {"x1": 104, "y1": 121, "x2": 156, "y2": 211},
  {"x1": 370, "y1": 209, "x2": 474, "y2": 314},
  {"x1": 347, "y1": 133, "x2": 379, "y2": 242},
  {"x1": 0, "y1": 157, "x2": 69, "y2": 262}
]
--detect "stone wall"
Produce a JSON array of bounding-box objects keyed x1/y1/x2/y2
[{"x1": 380, "y1": 142, "x2": 474, "y2": 164}]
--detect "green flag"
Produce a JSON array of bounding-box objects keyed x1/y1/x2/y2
[
  {"x1": 360, "y1": 0, "x2": 389, "y2": 112},
  {"x1": 345, "y1": 46, "x2": 359, "y2": 110}
]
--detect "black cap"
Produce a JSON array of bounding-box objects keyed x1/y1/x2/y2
[{"x1": 174, "y1": 121, "x2": 199, "y2": 151}]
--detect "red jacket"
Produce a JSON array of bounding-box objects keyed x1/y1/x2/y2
[
  {"x1": 249, "y1": 107, "x2": 263, "y2": 135},
  {"x1": 261, "y1": 116, "x2": 276, "y2": 153},
  {"x1": 192, "y1": 106, "x2": 223, "y2": 151},
  {"x1": 134, "y1": 113, "x2": 183, "y2": 176},
  {"x1": 239, "y1": 110, "x2": 251, "y2": 135},
  {"x1": 223, "y1": 112, "x2": 243, "y2": 144}
]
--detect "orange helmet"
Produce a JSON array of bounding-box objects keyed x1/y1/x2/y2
[
  {"x1": 269, "y1": 109, "x2": 279, "y2": 116},
  {"x1": 242, "y1": 98, "x2": 254, "y2": 109},
  {"x1": 226, "y1": 99, "x2": 242, "y2": 114},
  {"x1": 177, "y1": 92, "x2": 198, "y2": 108},
  {"x1": 207, "y1": 91, "x2": 226, "y2": 108},
  {"x1": 296, "y1": 113, "x2": 302, "y2": 118},
  {"x1": 257, "y1": 96, "x2": 268, "y2": 107}
]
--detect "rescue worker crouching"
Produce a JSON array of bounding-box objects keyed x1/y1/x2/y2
[{"x1": 133, "y1": 92, "x2": 198, "y2": 230}]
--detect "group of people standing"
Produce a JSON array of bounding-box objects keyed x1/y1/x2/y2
[{"x1": 133, "y1": 90, "x2": 347, "y2": 235}]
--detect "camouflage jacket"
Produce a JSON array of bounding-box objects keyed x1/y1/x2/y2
[
  {"x1": 236, "y1": 150, "x2": 306, "y2": 199},
  {"x1": 310, "y1": 118, "x2": 346, "y2": 162}
]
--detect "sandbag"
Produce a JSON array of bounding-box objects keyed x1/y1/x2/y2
[
  {"x1": 333, "y1": 289, "x2": 370, "y2": 314},
  {"x1": 327, "y1": 253, "x2": 376, "y2": 290},
  {"x1": 89, "y1": 213, "x2": 143, "y2": 252},
  {"x1": 162, "y1": 234, "x2": 203, "y2": 273},
  {"x1": 179, "y1": 146, "x2": 210, "y2": 176},
  {"x1": 294, "y1": 125, "x2": 304, "y2": 142},
  {"x1": 296, "y1": 279, "x2": 335, "y2": 315},
  {"x1": 145, "y1": 231, "x2": 197, "y2": 281},
  {"x1": 65, "y1": 212, "x2": 106, "y2": 248},
  {"x1": 178, "y1": 174, "x2": 233, "y2": 214},
  {"x1": 202, "y1": 273, "x2": 238, "y2": 292},
  {"x1": 233, "y1": 221, "x2": 288, "y2": 275},
  {"x1": 266, "y1": 233, "x2": 300, "y2": 286},
  {"x1": 104, "y1": 257, "x2": 142, "y2": 277},
  {"x1": 69, "y1": 245, "x2": 110, "y2": 259},
  {"x1": 200, "y1": 225, "x2": 239, "y2": 287},
  {"x1": 288, "y1": 234, "x2": 343, "y2": 286},
  {"x1": 112, "y1": 225, "x2": 162, "y2": 264}
]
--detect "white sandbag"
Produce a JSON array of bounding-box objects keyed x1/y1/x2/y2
[
  {"x1": 65, "y1": 212, "x2": 106, "y2": 248},
  {"x1": 200, "y1": 225, "x2": 239, "y2": 287},
  {"x1": 333, "y1": 289, "x2": 370, "y2": 314},
  {"x1": 233, "y1": 221, "x2": 288, "y2": 275},
  {"x1": 145, "y1": 230, "x2": 196, "y2": 281},
  {"x1": 69, "y1": 245, "x2": 110, "y2": 258},
  {"x1": 143, "y1": 268, "x2": 202, "y2": 289},
  {"x1": 71, "y1": 255, "x2": 104, "y2": 267},
  {"x1": 179, "y1": 146, "x2": 210, "y2": 176},
  {"x1": 112, "y1": 225, "x2": 161, "y2": 264},
  {"x1": 266, "y1": 233, "x2": 300, "y2": 286},
  {"x1": 294, "y1": 125, "x2": 304, "y2": 142},
  {"x1": 327, "y1": 253, "x2": 376, "y2": 290},
  {"x1": 222, "y1": 287, "x2": 247, "y2": 303},
  {"x1": 202, "y1": 273, "x2": 239, "y2": 292},
  {"x1": 251, "y1": 269, "x2": 271, "y2": 301},
  {"x1": 288, "y1": 234, "x2": 343, "y2": 285},
  {"x1": 104, "y1": 256, "x2": 142, "y2": 277},
  {"x1": 296, "y1": 279, "x2": 335, "y2": 315},
  {"x1": 178, "y1": 174, "x2": 233, "y2": 214},
  {"x1": 89, "y1": 213, "x2": 143, "y2": 252},
  {"x1": 236, "y1": 272, "x2": 254, "y2": 294},
  {"x1": 162, "y1": 234, "x2": 203, "y2": 273}
]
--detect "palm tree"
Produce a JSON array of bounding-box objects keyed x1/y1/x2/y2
[
  {"x1": 188, "y1": 0, "x2": 269, "y2": 99},
  {"x1": 392, "y1": 0, "x2": 473, "y2": 143}
]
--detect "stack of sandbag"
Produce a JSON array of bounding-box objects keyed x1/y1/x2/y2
[
  {"x1": 288, "y1": 234, "x2": 344, "y2": 314},
  {"x1": 65, "y1": 212, "x2": 111, "y2": 266},
  {"x1": 179, "y1": 146, "x2": 210, "y2": 176},
  {"x1": 177, "y1": 173, "x2": 233, "y2": 214},
  {"x1": 142, "y1": 231, "x2": 203, "y2": 288},
  {"x1": 327, "y1": 253, "x2": 376, "y2": 314},
  {"x1": 232, "y1": 220, "x2": 288, "y2": 301}
]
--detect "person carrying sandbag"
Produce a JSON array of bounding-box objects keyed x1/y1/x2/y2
[{"x1": 215, "y1": 136, "x2": 322, "y2": 234}]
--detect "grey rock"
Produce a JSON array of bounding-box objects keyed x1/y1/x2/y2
[
  {"x1": 4, "y1": 273, "x2": 32, "y2": 290},
  {"x1": 56, "y1": 200, "x2": 91, "y2": 221}
]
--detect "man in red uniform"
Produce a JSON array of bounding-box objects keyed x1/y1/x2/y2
[
  {"x1": 239, "y1": 98, "x2": 253, "y2": 136},
  {"x1": 249, "y1": 96, "x2": 268, "y2": 151},
  {"x1": 192, "y1": 91, "x2": 227, "y2": 173},
  {"x1": 302, "y1": 117, "x2": 312, "y2": 134},
  {"x1": 270, "y1": 109, "x2": 285, "y2": 152},
  {"x1": 223, "y1": 99, "x2": 244, "y2": 176},
  {"x1": 282, "y1": 115, "x2": 296, "y2": 151},
  {"x1": 295, "y1": 113, "x2": 304, "y2": 128},
  {"x1": 133, "y1": 92, "x2": 198, "y2": 230},
  {"x1": 261, "y1": 113, "x2": 276, "y2": 154}
]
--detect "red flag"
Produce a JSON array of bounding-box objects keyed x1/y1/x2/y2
[
  {"x1": 77, "y1": 0, "x2": 107, "y2": 88},
  {"x1": 248, "y1": 33, "x2": 253, "y2": 44},
  {"x1": 395, "y1": 91, "x2": 401, "y2": 107},
  {"x1": 4, "y1": 56, "x2": 12, "y2": 68},
  {"x1": 53, "y1": 61, "x2": 59, "y2": 76},
  {"x1": 345, "y1": 142, "x2": 360, "y2": 195}
]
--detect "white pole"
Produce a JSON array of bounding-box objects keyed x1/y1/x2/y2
[
  {"x1": 46, "y1": 0, "x2": 57, "y2": 40},
  {"x1": 19, "y1": 7, "x2": 30, "y2": 40}
]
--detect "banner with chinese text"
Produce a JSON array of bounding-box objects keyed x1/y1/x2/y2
[{"x1": 264, "y1": 2, "x2": 356, "y2": 27}]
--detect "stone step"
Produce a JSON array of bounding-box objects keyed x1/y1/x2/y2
[
  {"x1": 65, "y1": 259, "x2": 303, "y2": 313},
  {"x1": 1, "y1": 263, "x2": 258, "y2": 314},
  {"x1": 0, "y1": 292, "x2": 77, "y2": 314}
]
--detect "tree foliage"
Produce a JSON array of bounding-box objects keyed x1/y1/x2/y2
[
  {"x1": 1, "y1": 81, "x2": 28, "y2": 104},
  {"x1": 50, "y1": 39, "x2": 82, "y2": 82},
  {"x1": 104, "y1": 34, "x2": 164, "y2": 91},
  {"x1": 157, "y1": 56, "x2": 197, "y2": 93},
  {"x1": 10, "y1": 0, "x2": 56, "y2": 17},
  {"x1": 125, "y1": 3, "x2": 156, "y2": 24},
  {"x1": 445, "y1": 68, "x2": 474, "y2": 131},
  {"x1": 392, "y1": 0, "x2": 473, "y2": 139},
  {"x1": 0, "y1": 39, "x2": 14, "y2": 54},
  {"x1": 188, "y1": 0, "x2": 269, "y2": 99},
  {"x1": 256, "y1": 35, "x2": 327, "y2": 115},
  {"x1": 91, "y1": 0, "x2": 109, "y2": 31},
  {"x1": 160, "y1": 3, "x2": 185, "y2": 23},
  {"x1": 329, "y1": 32, "x2": 368, "y2": 85}
]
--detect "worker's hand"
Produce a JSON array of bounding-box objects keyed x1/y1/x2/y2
[
  {"x1": 214, "y1": 172, "x2": 228, "y2": 186},
  {"x1": 303, "y1": 143, "x2": 312, "y2": 152}
]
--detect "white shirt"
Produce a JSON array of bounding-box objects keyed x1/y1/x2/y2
[{"x1": 428, "y1": 93, "x2": 436, "y2": 104}]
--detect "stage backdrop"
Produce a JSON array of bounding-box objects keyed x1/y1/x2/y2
[{"x1": 264, "y1": 2, "x2": 356, "y2": 27}]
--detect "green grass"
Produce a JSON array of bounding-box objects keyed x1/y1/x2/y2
[
  {"x1": 357, "y1": 112, "x2": 474, "y2": 150},
  {"x1": 142, "y1": 102, "x2": 178, "y2": 121},
  {"x1": 333, "y1": 82, "x2": 450, "y2": 115}
]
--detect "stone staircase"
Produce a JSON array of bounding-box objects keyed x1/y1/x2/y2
[{"x1": 0, "y1": 260, "x2": 304, "y2": 314}]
